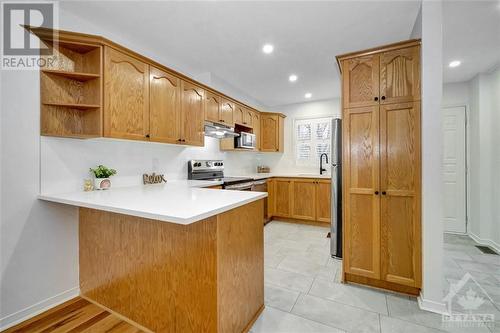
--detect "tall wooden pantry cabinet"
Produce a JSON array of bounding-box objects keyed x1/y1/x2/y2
[{"x1": 337, "y1": 39, "x2": 421, "y2": 295}]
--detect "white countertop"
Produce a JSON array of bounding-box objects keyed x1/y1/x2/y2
[
  {"x1": 38, "y1": 180, "x2": 266, "y2": 225},
  {"x1": 227, "y1": 173, "x2": 332, "y2": 180}
]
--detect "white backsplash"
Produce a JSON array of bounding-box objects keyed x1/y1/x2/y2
[{"x1": 41, "y1": 97, "x2": 342, "y2": 194}]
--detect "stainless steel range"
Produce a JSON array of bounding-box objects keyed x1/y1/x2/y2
[{"x1": 187, "y1": 160, "x2": 254, "y2": 190}]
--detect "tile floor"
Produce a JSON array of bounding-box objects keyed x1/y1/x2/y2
[{"x1": 250, "y1": 221, "x2": 500, "y2": 333}]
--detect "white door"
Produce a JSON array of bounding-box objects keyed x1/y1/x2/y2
[{"x1": 442, "y1": 106, "x2": 467, "y2": 233}]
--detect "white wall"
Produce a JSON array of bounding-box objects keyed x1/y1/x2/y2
[
  {"x1": 1, "y1": 67, "x2": 80, "y2": 329},
  {"x1": 419, "y1": 0, "x2": 446, "y2": 314},
  {"x1": 467, "y1": 67, "x2": 500, "y2": 250},
  {"x1": 442, "y1": 82, "x2": 469, "y2": 106},
  {"x1": 223, "y1": 98, "x2": 341, "y2": 176}
]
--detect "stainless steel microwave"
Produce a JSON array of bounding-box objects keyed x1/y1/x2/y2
[{"x1": 235, "y1": 132, "x2": 256, "y2": 149}]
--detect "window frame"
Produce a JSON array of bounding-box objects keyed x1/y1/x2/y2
[{"x1": 293, "y1": 116, "x2": 333, "y2": 167}]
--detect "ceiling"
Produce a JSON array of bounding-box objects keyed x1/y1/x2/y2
[
  {"x1": 60, "y1": 1, "x2": 421, "y2": 107},
  {"x1": 443, "y1": 1, "x2": 500, "y2": 83}
]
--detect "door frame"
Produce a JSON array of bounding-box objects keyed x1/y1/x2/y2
[{"x1": 442, "y1": 104, "x2": 469, "y2": 234}]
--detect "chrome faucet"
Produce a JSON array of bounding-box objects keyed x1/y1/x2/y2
[{"x1": 320, "y1": 153, "x2": 328, "y2": 175}]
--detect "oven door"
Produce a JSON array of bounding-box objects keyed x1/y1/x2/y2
[
  {"x1": 236, "y1": 132, "x2": 256, "y2": 149},
  {"x1": 224, "y1": 181, "x2": 254, "y2": 191}
]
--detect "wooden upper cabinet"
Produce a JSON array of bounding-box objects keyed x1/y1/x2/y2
[
  {"x1": 379, "y1": 102, "x2": 421, "y2": 287},
  {"x1": 234, "y1": 104, "x2": 244, "y2": 125},
  {"x1": 342, "y1": 55, "x2": 379, "y2": 109},
  {"x1": 104, "y1": 47, "x2": 149, "y2": 140},
  {"x1": 180, "y1": 81, "x2": 205, "y2": 146},
  {"x1": 316, "y1": 180, "x2": 331, "y2": 223},
  {"x1": 243, "y1": 109, "x2": 253, "y2": 127},
  {"x1": 380, "y1": 46, "x2": 420, "y2": 104},
  {"x1": 149, "y1": 66, "x2": 181, "y2": 144},
  {"x1": 274, "y1": 179, "x2": 292, "y2": 217},
  {"x1": 291, "y1": 179, "x2": 316, "y2": 221},
  {"x1": 252, "y1": 112, "x2": 261, "y2": 150},
  {"x1": 220, "y1": 99, "x2": 235, "y2": 126},
  {"x1": 205, "y1": 91, "x2": 221, "y2": 124},
  {"x1": 343, "y1": 106, "x2": 380, "y2": 280},
  {"x1": 261, "y1": 113, "x2": 284, "y2": 152}
]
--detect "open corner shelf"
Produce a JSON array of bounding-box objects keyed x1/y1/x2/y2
[
  {"x1": 42, "y1": 102, "x2": 101, "y2": 110},
  {"x1": 40, "y1": 39, "x2": 103, "y2": 138},
  {"x1": 41, "y1": 69, "x2": 100, "y2": 82}
]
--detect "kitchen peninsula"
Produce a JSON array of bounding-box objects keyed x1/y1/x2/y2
[{"x1": 39, "y1": 182, "x2": 267, "y2": 333}]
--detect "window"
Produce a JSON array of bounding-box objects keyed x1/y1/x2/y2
[{"x1": 294, "y1": 117, "x2": 332, "y2": 166}]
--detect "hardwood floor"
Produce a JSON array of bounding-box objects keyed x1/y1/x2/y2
[{"x1": 3, "y1": 297, "x2": 144, "y2": 333}]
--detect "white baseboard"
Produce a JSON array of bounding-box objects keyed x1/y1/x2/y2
[
  {"x1": 0, "y1": 287, "x2": 80, "y2": 331},
  {"x1": 418, "y1": 294, "x2": 449, "y2": 315},
  {"x1": 468, "y1": 232, "x2": 500, "y2": 254}
]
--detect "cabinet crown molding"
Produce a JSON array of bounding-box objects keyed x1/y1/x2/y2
[{"x1": 336, "y1": 38, "x2": 421, "y2": 73}]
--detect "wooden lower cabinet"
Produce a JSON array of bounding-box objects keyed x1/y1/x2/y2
[
  {"x1": 342, "y1": 102, "x2": 421, "y2": 291},
  {"x1": 291, "y1": 179, "x2": 316, "y2": 221},
  {"x1": 316, "y1": 180, "x2": 331, "y2": 223},
  {"x1": 274, "y1": 178, "x2": 292, "y2": 217},
  {"x1": 343, "y1": 106, "x2": 381, "y2": 280},
  {"x1": 379, "y1": 102, "x2": 421, "y2": 287},
  {"x1": 268, "y1": 178, "x2": 331, "y2": 224},
  {"x1": 267, "y1": 179, "x2": 275, "y2": 219}
]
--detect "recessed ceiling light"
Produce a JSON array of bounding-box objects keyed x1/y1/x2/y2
[
  {"x1": 289, "y1": 74, "x2": 298, "y2": 82},
  {"x1": 449, "y1": 60, "x2": 461, "y2": 68},
  {"x1": 262, "y1": 44, "x2": 274, "y2": 54},
  {"x1": 305, "y1": 93, "x2": 312, "y2": 99}
]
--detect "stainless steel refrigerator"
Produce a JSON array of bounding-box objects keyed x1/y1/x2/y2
[{"x1": 330, "y1": 118, "x2": 342, "y2": 258}]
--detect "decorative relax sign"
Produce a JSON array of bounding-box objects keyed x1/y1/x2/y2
[{"x1": 143, "y1": 173, "x2": 167, "y2": 185}]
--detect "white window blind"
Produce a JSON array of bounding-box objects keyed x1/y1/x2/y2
[{"x1": 294, "y1": 117, "x2": 332, "y2": 166}]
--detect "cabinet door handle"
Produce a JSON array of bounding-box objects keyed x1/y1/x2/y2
[
  {"x1": 145, "y1": 134, "x2": 150, "y2": 138},
  {"x1": 381, "y1": 96, "x2": 386, "y2": 100},
  {"x1": 374, "y1": 191, "x2": 379, "y2": 195},
  {"x1": 382, "y1": 191, "x2": 387, "y2": 195},
  {"x1": 374, "y1": 97, "x2": 379, "y2": 101}
]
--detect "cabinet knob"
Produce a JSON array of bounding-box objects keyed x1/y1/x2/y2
[
  {"x1": 374, "y1": 97, "x2": 379, "y2": 101},
  {"x1": 382, "y1": 191, "x2": 387, "y2": 195},
  {"x1": 381, "y1": 96, "x2": 386, "y2": 100},
  {"x1": 374, "y1": 191, "x2": 379, "y2": 195},
  {"x1": 145, "y1": 134, "x2": 150, "y2": 138}
]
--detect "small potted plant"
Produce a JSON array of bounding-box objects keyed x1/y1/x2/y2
[{"x1": 89, "y1": 165, "x2": 117, "y2": 190}]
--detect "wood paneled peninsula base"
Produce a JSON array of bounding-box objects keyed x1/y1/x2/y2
[{"x1": 79, "y1": 199, "x2": 264, "y2": 333}]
